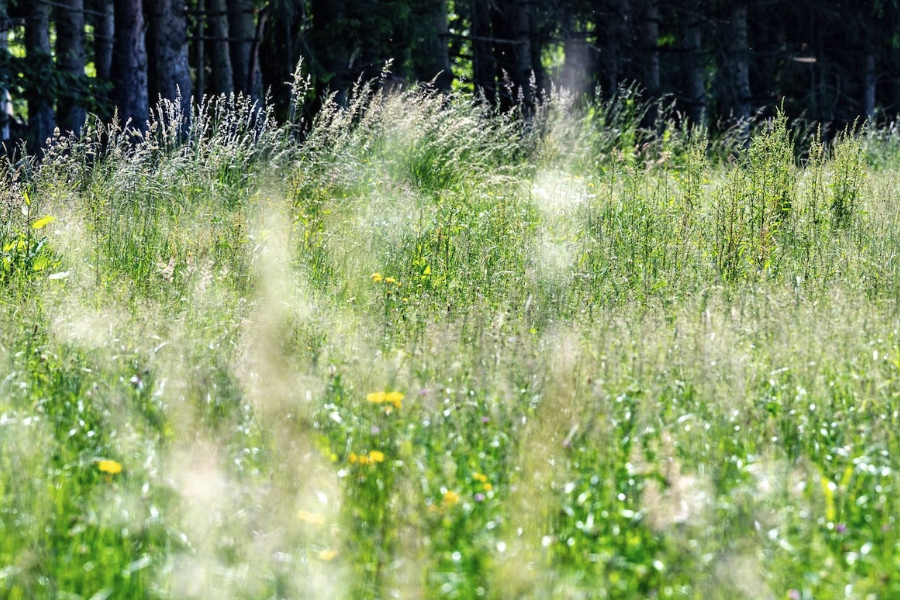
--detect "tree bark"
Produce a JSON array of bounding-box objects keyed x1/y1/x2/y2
[
  {"x1": 493, "y1": 0, "x2": 533, "y2": 113},
  {"x1": 149, "y1": 0, "x2": 193, "y2": 116},
  {"x1": 25, "y1": 0, "x2": 55, "y2": 146},
  {"x1": 562, "y1": 9, "x2": 593, "y2": 99},
  {"x1": 680, "y1": 0, "x2": 706, "y2": 126},
  {"x1": 195, "y1": 0, "x2": 205, "y2": 98},
  {"x1": 209, "y1": 0, "x2": 233, "y2": 95},
  {"x1": 595, "y1": 0, "x2": 630, "y2": 99},
  {"x1": 56, "y1": 0, "x2": 87, "y2": 135},
  {"x1": 635, "y1": 0, "x2": 660, "y2": 125},
  {"x1": 721, "y1": 2, "x2": 751, "y2": 123},
  {"x1": 413, "y1": 0, "x2": 453, "y2": 90},
  {"x1": 863, "y1": 52, "x2": 876, "y2": 121},
  {"x1": 227, "y1": 0, "x2": 255, "y2": 96},
  {"x1": 112, "y1": 0, "x2": 149, "y2": 130},
  {"x1": 0, "y1": 0, "x2": 12, "y2": 140},
  {"x1": 470, "y1": 0, "x2": 496, "y2": 103},
  {"x1": 310, "y1": 0, "x2": 351, "y2": 102}
]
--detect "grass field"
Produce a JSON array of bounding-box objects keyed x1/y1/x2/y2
[{"x1": 2, "y1": 78, "x2": 900, "y2": 600}]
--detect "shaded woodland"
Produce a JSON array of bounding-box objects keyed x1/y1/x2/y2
[{"x1": 1, "y1": 0, "x2": 900, "y2": 149}]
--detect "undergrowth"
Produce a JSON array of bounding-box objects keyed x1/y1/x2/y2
[{"x1": 1, "y1": 70, "x2": 900, "y2": 600}]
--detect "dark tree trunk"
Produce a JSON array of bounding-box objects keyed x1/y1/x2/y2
[
  {"x1": 493, "y1": 0, "x2": 533, "y2": 113},
  {"x1": 209, "y1": 0, "x2": 233, "y2": 95},
  {"x1": 227, "y1": 0, "x2": 255, "y2": 96},
  {"x1": 112, "y1": 0, "x2": 149, "y2": 130},
  {"x1": 863, "y1": 52, "x2": 876, "y2": 121},
  {"x1": 56, "y1": 0, "x2": 87, "y2": 135},
  {"x1": 595, "y1": 0, "x2": 631, "y2": 99},
  {"x1": 562, "y1": 10, "x2": 593, "y2": 99},
  {"x1": 635, "y1": 0, "x2": 660, "y2": 125},
  {"x1": 25, "y1": 0, "x2": 55, "y2": 147},
  {"x1": 195, "y1": 0, "x2": 205, "y2": 98},
  {"x1": 413, "y1": 0, "x2": 453, "y2": 90},
  {"x1": 680, "y1": 0, "x2": 706, "y2": 126},
  {"x1": 310, "y1": 0, "x2": 349, "y2": 102},
  {"x1": 529, "y1": 2, "x2": 548, "y2": 99},
  {"x1": 471, "y1": 0, "x2": 496, "y2": 103},
  {"x1": 0, "y1": 0, "x2": 11, "y2": 140},
  {"x1": 721, "y1": 2, "x2": 751, "y2": 122},
  {"x1": 149, "y1": 0, "x2": 193, "y2": 116},
  {"x1": 94, "y1": 0, "x2": 114, "y2": 120}
]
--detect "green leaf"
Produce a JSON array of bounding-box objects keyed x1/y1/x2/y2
[{"x1": 32, "y1": 215, "x2": 55, "y2": 230}]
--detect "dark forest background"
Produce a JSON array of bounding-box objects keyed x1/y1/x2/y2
[{"x1": 1, "y1": 0, "x2": 899, "y2": 150}]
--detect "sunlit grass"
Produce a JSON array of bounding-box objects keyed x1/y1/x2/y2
[{"x1": 1, "y1": 78, "x2": 900, "y2": 600}]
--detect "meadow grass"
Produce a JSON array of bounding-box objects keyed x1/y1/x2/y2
[{"x1": 1, "y1": 79, "x2": 900, "y2": 600}]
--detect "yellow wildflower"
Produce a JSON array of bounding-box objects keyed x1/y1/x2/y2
[
  {"x1": 384, "y1": 391, "x2": 403, "y2": 409},
  {"x1": 358, "y1": 455, "x2": 371, "y2": 466},
  {"x1": 297, "y1": 510, "x2": 326, "y2": 527},
  {"x1": 371, "y1": 272, "x2": 383, "y2": 282},
  {"x1": 473, "y1": 473, "x2": 488, "y2": 483},
  {"x1": 318, "y1": 549, "x2": 338, "y2": 561},
  {"x1": 98, "y1": 460, "x2": 122, "y2": 474},
  {"x1": 384, "y1": 277, "x2": 396, "y2": 284},
  {"x1": 483, "y1": 483, "x2": 493, "y2": 492},
  {"x1": 368, "y1": 450, "x2": 385, "y2": 463},
  {"x1": 366, "y1": 391, "x2": 386, "y2": 404},
  {"x1": 348, "y1": 452, "x2": 358, "y2": 464},
  {"x1": 443, "y1": 490, "x2": 460, "y2": 507}
]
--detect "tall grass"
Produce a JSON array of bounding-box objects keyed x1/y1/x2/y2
[{"x1": 1, "y1": 76, "x2": 900, "y2": 600}]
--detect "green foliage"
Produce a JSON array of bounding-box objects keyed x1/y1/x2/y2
[{"x1": 4, "y1": 79, "x2": 900, "y2": 600}]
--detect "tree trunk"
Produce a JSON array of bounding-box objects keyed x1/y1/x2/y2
[
  {"x1": 635, "y1": 0, "x2": 660, "y2": 125},
  {"x1": 209, "y1": 0, "x2": 233, "y2": 95},
  {"x1": 413, "y1": 0, "x2": 452, "y2": 90},
  {"x1": 470, "y1": 0, "x2": 496, "y2": 103},
  {"x1": 680, "y1": 0, "x2": 706, "y2": 126},
  {"x1": 721, "y1": 2, "x2": 751, "y2": 123},
  {"x1": 595, "y1": 0, "x2": 631, "y2": 99},
  {"x1": 310, "y1": 0, "x2": 350, "y2": 102},
  {"x1": 228, "y1": 0, "x2": 255, "y2": 96},
  {"x1": 112, "y1": 0, "x2": 149, "y2": 130},
  {"x1": 25, "y1": 0, "x2": 55, "y2": 147},
  {"x1": 56, "y1": 0, "x2": 87, "y2": 135},
  {"x1": 0, "y1": 0, "x2": 12, "y2": 140},
  {"x1": 562, "y1": 10, "x2": 593, "y2": 99},
  {"x1": 94, "y1": 0, "x2": 114, "y2": 120},
  {"x1": 493, "y1": 0, "x2": 533, "y2": 113},
  {"x1": 149, "y1": 0, "x2": 193, "y2": 116},
  {"x1": 863, "y1": 52, "x2": 876, "y2": 121},
  {"x1": 195, "y1": 0, "x2": 205, "y2": 98}
]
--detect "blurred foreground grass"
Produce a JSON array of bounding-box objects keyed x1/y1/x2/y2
[{"x1": 2, "y1": 82, "x2": 900, "y2": 599}]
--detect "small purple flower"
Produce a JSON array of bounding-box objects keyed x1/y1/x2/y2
[
  {"x1": 788, "y1": 590, "x2": 800, "y2": 600},
  {"x1": 474, "y1": 493, "x2": 485, "y2": 502},
  {"x1": 371, "y1": 425, "x2": 380, "y2": 434},
  {"x1": 835, "y1": 523, "x2": 846, "y2": 533},
  {"x1": 481, "y1": 416, "x2": 490, "y2": 423}
]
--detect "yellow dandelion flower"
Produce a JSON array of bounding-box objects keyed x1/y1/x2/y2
[
  {"x1": 297, "y1": 510, "x2": 326, "y2": 526},
  {"x1": 385, "y1": 391, "x2": 403, "y2": 409},
  {"x1": 371, "y1": 273, "x2": 383, "y2": 282},
  {"x1": 366, "y1": 391, "x2": 386, "y2": 404},
  {"x1": 358, "y1": 455, "x2": 371, "y2": 466},
  {"x1": 348, "y1": 452, "x2": 359, "y2": 464},
  {"x1": 98, "y1": 460, "x2": 122, "y2": 474},
  {"x1": 368, "y1": 450, "x2": 385, "y2": 463},
  {"x1": 395, "y1": 281, "x2": 402, "y2": 287},
  {"x1": 318, "y1": 549, "x2": 338, "y2": 561},
  {"x1": 443, "y1": 490, "x2": 460, "y2": 506},
  {"x1": 473, "y1": 473, "x2": 488, "y2": 483},
  {"x1": 483, "y1": 483, "x2": 493, "y2": 492},
  {"x1": 384, "y1": 277, "x2": 396, "y2": 284}
]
